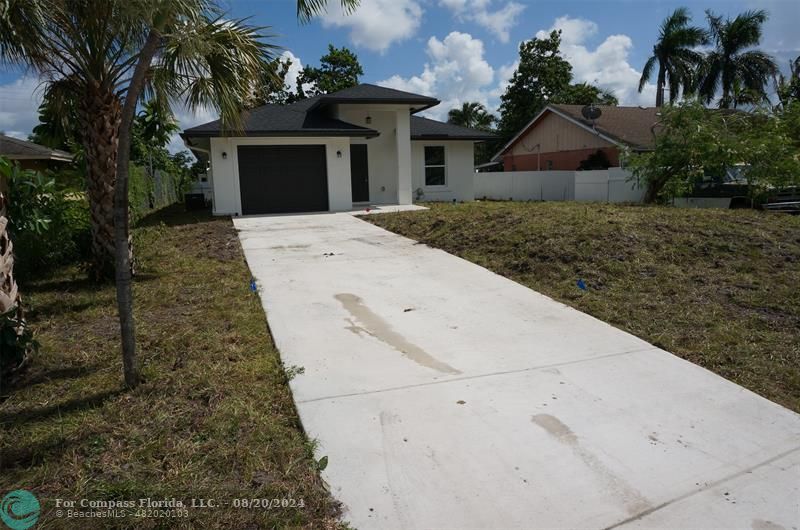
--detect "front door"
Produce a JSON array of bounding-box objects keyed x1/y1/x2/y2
[{"x1": 350, "y1": 144, "x2": 369, "y2": 202}]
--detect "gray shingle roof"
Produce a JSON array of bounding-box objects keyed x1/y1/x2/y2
[
  {"x1": 411, "y1": 116, "x2": 496, "y2": 140},
  {"x1": 183, "y1": 101, "x2": 379, "y2": 138},
  {"x1": 550, "y1": 104, "x2": 659, "y2": 150},
  {"x1": 308, "y1": 83, "x2": 439, "y2": 109},
  {"x1": 183, "y1": 84, "x2": 493, "y2": 141},
  {"x1": 0, "y1": 134, "x2": 73, "y2": 161}
]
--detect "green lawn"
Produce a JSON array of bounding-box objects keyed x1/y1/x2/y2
[
  {"x1": 0, "y1": 206, "x2": 343, "y2": 528},
  {"x1": 364, "y1": 201, "x2": 800, "y2": 413}
]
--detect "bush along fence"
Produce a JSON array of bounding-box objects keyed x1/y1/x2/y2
[
  {"x1": 0, "y1": 158, "x2": 185, "y2": 283},
  {"x1": 129, "y1": 165, "x2": 183, "y2": 221}
]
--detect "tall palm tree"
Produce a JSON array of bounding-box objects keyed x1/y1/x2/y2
[
  {"x1": 0, "y1": 0, "x2": 357, "y2": 388},
  {"x1": 774, "y1": 56, "x2": 800, "y2": 110},
  {"x1": 448, "y1": 102, "x2": 496, "y2": 131},
  {"x1": 639, "y1": 7, "x2": 708, "y2": 107},
  {"x1": 699, "y1": 9, "x2": 778, "y2": 108}
]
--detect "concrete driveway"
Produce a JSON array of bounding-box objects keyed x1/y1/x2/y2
[{"x1": 234, "y1": 211, "x2": 800, "y2": 530}]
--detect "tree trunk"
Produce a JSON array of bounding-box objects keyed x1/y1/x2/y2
[
  {"x1": 114, "y1": 29, "x2": 161, "y2": 389},
  {"x1": 79, "y1": 83, "x2": 122, "y2": 280},
  {"x1": 643, "y1": 171, "x2": 672, "y2": 203},
  {"x1": 655, "y1": 65, "x2": 666, "y2": 107}
]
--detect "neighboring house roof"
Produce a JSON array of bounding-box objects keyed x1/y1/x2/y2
[
  {"x1": 410, "y1": 116, "x2": 496, "y2": 141},
  {"x1": 0, "y1": 134, "x2": 73, "y2": 162},
  {"x1": 183, "y1": 84, "x2": 492, "y2": 142},
  {"x1": 494, "y1": 104, "x2": 659, "y2": 161}
]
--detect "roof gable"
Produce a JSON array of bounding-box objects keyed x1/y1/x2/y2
[
  {"x1": 494, "y1": 104, "x2": 659, "y2": 160},
  {"x1": 311, "y1": 84, "x2": 439, "y2": 109}
]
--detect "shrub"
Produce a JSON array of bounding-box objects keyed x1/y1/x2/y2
[{"x1": 2, "y1": 162, "x2": 91, "y2": 280}]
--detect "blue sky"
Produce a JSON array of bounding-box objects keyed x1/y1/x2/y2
[{"x1": 1, "y1": 0, "x2": 798, "y2": 148}]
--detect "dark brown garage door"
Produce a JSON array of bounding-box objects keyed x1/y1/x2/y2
[{"x1": 237, "y1": 145, "x2": 328, "y2": 215}]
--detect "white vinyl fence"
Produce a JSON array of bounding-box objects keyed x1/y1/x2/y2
[
  {"x1": 474, "y1": 168, "x2": 645, "y2": 203},
  {"x1": 473, "y1": 170, "x2": 575, "y2": 201}
]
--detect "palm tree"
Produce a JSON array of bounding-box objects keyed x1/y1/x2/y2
[
  {"x1": 699, "y1": 9, "x2": 778, "y2": 108},
  {"x1": 775, "y1": 56, "x2": 800, "y2": 110},
  {"x1": 448, "y1": 102, "x2": 496, "y2": 131},
  {"x1": 0, "y1": 0, "x2": 357, "y2": 388},
  {"x1": 639, "y1": 7, "x2": 708, "y2": 107}
]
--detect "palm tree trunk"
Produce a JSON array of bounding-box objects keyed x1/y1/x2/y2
[
  {"x1": 79, "y1": 83, "x2": 122, "y2": 280},
  {"x1": 656, "y1": 65, "x2": 666, "y2": 107},
  {"x1": 114, "y1": 29, "x2": 161, "y2": 388}
]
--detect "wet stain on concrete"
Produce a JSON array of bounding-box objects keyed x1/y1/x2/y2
[
  {"x1": 336, "y1": 293, "x2": 461, "y2": 375},
  {"x1": 532, "y1": 414, "x2": 652, "y2": 516},
  {"x1": 752, "y1": 520, "x2": 786, "y2": 530},
  {"x1": 266, "y1": 244, "x2": 311, "y2": 250}
]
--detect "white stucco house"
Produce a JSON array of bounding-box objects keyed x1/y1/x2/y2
[{"x1": 181, "y1": 84, "x2": 495, "y2": 215}]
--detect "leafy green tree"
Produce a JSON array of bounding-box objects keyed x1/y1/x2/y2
[
  {"x1": 555, "y1": 82, "x2": 618, "y2": 106},
  {"x1": 447, "y1": 102, "x2": 496, "y2": 131},
  {"x1": 638, "y1": 7, "x2": 708, "y2": 107},
  {"x1": 699, "y1": 9, "x2": 778, "y2": 108},
  {"x1": 297, "y1": 44, "x2": 363, "y2": 98},
  {"x1": 626, "y1": 101, "x2": 800, "y2": 202},
  {"x1": 0, "y1": 0, "x2": 357, "y2": 388},
  {"x1": 497, "y1": 31, "x2": 573, "y2": 142}
]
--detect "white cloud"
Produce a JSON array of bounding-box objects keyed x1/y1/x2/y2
[
  {"x1": 320, "y1": 0, "x2": 422, "y2": 53},
  {"x1": 0, "y1": 75, "x2": 44, "y2": 139},
  {"x1": 279, "y1": 50, "x2": 304, "y2": 93},
  {"x1": 440, "y1": 0, "x2": 525, "y2": 43},
  {"x1": 536, "y1": 16, "x2": 657, "y2": 106},
  {"x1": 491, "y1": 60, "x2": 518, "y2": 99},
  {"x1": 379, "y1": 31, "x2": 495, "y2": 120},
  {"x1": 169, "y1": 103, "x2": 216, "y2": 154}
]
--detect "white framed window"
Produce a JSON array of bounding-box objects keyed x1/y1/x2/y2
[{"x1": 424, "y1": 146, "x2": 446, "y2": 186}]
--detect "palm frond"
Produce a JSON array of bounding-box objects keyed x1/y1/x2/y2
[
  {"x1": 697, "y1": 53, "x2": 722, "y2": 104},
  {"x1": 0, "y1": 0, "x2": 48, "y2": 67},
  {"x1": 297, "y1": 0, "x2": 359, "y2": 24},
  {"x1": 639, "y1": 55, "x2": 657, "y2": 92},
  {"x1": 157, "y1": 14, "x2": 279, "y2": 133}
]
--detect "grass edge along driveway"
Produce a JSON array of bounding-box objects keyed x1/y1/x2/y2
[
  {"x1": 0, "y1": 205, "x2": 346, "y2": 529},
  {"x1": 364, "y1": 201, "x2": 800, "y2": 413}
]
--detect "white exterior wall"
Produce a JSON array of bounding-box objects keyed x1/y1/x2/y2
[
  {"x1": 208, "y1": 136, "x2": 353, "y2": 216},
  {"x1": 336, "y1": 105, "x2": 413, "y2": 205},
  {"x1": 396, "y1": 111, "x2": 412, "y2": 204},
  {"x1": 411, "y1": 141, "x2": 475, "y2": 203}
]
